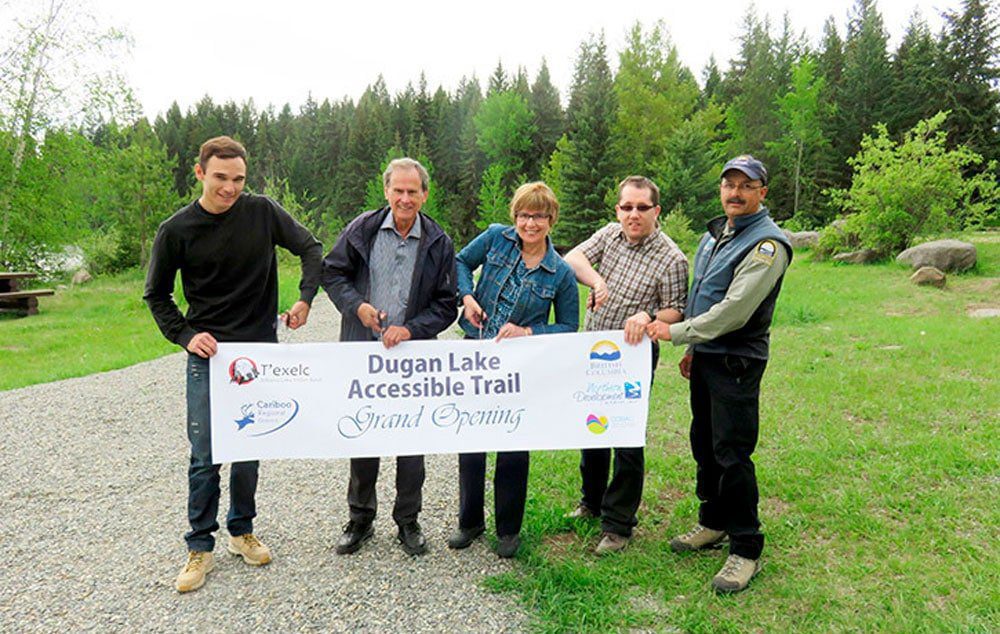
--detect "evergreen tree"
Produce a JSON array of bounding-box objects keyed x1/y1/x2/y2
[
  {"x1": 836, "y1": 0, "x2": 893, "y2": 177},
  {"x1": 815, "y1": 16, "x2": 850, "y2": 197},
  {"x1": 488, "y1": 62, "x2": 508, "y2": 95},
  {"x1": 888, "y1": 12, "x2": 946, "y2": 135},
  {"x1": 700, "y1": 56, "x2": 722, "y2": 108},
  {"x1": 153, "y1": 101, "x2": 192, "y2": 197},
  {"x1": 511, "y1": 66, "x2": 531, "y2": 100},
  {"x1": 342, "y1": 77, "x2": 393, "y2": 212},
  {"x1": 528, "y1": 59, "x2": 564, "y2": 180},
  {"x1": 939, "y1": 0, "x2": 1000, "y2": 166},
  {"x1": 558, "y1": 33, "x2": 617, "y2": 246},
  {"x1": 453, "y1": 76, "x2": 485, "y2": 245}
]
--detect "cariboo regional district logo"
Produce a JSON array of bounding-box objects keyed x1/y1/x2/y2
[
  {"x1": 234, "y1": 399, "x2": 300, "y2": 436},
  {"x1": 229, "y1": 357, "x2": 259, "y2": 385}
]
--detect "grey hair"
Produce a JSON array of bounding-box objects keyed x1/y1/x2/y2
[{"x1": 383, "y1": 157, "x2": 430, "y2": 192}]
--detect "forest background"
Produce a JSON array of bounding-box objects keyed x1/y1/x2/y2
[{"x1": 0, "y1": 0, "x2": 997, "y2": 275}]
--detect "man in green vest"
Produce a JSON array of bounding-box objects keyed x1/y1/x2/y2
[{"x1": 646, "y1": 155, "x2": 791, "y2": 593}]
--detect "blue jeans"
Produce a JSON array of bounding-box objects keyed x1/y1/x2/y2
[{"x1": 185, "y1": 354, "x2": 259, "y2": 551}]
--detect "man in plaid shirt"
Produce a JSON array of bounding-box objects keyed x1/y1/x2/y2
[{"x1": 564, "y1": 175, "x2": 689, "y2": 555}]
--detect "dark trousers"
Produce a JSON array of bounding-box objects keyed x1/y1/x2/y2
[
  {"x1": 347, "y1": 455, "x2": 425, "y2": 526},
  {"x1": 185, "y1": 354, "x2": 259, "y2": 552},
  {"x1": 689, "y1": 351, "x2": 767, "y2": 560},
  {"x1": 578, "y1": 341, "x2": 659, "y2": 537},
  {"x1": 457, "y1": 451, "x2": 530, "y2": 537}
]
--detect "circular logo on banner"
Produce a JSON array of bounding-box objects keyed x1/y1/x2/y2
[{"x1": 229, "y1": 357, "x2": 259, "y2": 385}]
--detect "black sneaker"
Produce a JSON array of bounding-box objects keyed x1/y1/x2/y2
[
  {"x1": 447, "y1": 525, "x2": 485, "y2": 550},
  {"x1": 397, "y1": 521, "x2": 427, "y2": 556},
  {"x1": 496, "y1": 533, "x2": 521, "y2": 559},
  {"x1": 335, "y1": 521, "x2": 373, "y2": 555}
]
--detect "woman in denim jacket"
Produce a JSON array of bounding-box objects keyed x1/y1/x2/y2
[{"x1": 447, "y1": 181, "x2": 579, "y2": 559}]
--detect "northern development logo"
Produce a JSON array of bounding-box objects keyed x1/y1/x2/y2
[
  {"x1": 624, "y1": 381, "x2": 642, "y2": 399},
  {"x1": 586, "y1": 413, "x2": 609, "y2": 435},
  {"x1": 229, "y1": 357, "x2": 259, "y2": 385},
  {"x1": 234, "y1": 399, "x2": 300, "y2": 436},
  {"x1": 589, "y1": 340, "x2": 621, "y2": 362}
]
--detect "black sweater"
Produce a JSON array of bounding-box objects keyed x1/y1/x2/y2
[{"x1": 143, "y1": 194, "x2": 322, "y2": 348}]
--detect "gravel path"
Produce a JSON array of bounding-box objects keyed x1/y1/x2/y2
[{"x1": 0, "y1": 296, "x2": 529, "y2": 632}]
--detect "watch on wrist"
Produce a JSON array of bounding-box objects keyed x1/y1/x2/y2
[{"x1": 646, "y1": 309, "x2": 657, "y2": 322}]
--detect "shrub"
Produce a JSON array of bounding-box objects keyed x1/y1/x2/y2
[
  {"x1": 826, "y1": 112, "x2": 1000, "y2": 257},
  {"x1": 80, "y1": 228, "x2": 123, "y2": 275}
]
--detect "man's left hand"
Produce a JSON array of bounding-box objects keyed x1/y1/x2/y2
[
  {"x1": 382, "y1": 325, "x2": 412, "y2": 348},
  {"x1": 645, "y1": 320, "x2": 672, "y2": 342},
  {"x1": 282, "y1": 300, "x2": 311, "y2": 330},
  {"x1": 623, "y1": 311, "x2": 652, "y2": 345}
]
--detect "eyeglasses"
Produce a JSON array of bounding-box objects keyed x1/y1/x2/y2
[
  {"x1": 720, "y1": 181, "x2": 764, "y2": 193},
  {"x1": 515, "y1": 212, "x2": 551, "y2": 222},
  {"x1": 617, "y1": 204, "x2": 656, "y2": 213}
]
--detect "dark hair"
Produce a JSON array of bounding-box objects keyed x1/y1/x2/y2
[
  {"x1": 199, "y1": 136, "x2": 247, "y2": 170},
  {"x1": 617, "y1": 175, "x2": 660, "y2": 207}
]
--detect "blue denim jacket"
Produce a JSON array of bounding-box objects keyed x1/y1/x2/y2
[{"x1": 456, "y1": 224, "x2": 579, "y2": 338}]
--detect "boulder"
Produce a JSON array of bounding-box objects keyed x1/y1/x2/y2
[
  {"x1": 833, "y1": 249, "x2": 880, "y2": 264},
  {"x1": 969, "y1": 308, "x2": 1000, "y2": 318},
  {"x1": 910, "y1": 266, "x2": 946, "y2": 288},
  {"x1": 896, "y1": 239, "x2": 977, "y2": 272},
  {"x1": 782, "y1": 230, "x2": 820, "y2": 249},
  {"x1": 71, "y1": 269, "x2": 92, "y2": 285}
]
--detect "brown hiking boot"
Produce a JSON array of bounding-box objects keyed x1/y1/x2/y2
[
  {"x1": 669, "y1": 524, "x2": 727, "y2": 552},
  {"x1": 227, "y1": 533, "x2": 272, "y2": 566},
  {"x1": 564, "y1": 504, "x2": 597, "y2": 519},
  {"x1": 595, "y1": 531, "x2": 630, "y2": 555},
  {"x1": 175, "y1": 551, "x2": 214, "y2": 593},
  {"x1": 712, "y1": 554, "x2": 761, "y2": 593}
]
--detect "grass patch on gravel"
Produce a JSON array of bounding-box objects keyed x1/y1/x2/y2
[
  {"x1": 485, "y1": 235, "x2": 999, "y2": 633},
  {"x1": 0, "y1": 266, "x2": 303, "y2": 391}
]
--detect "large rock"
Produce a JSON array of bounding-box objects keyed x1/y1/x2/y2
[
  {"x1": 896, "y1": 239, "x2": 977, "y2": 272},
  {"x1": 910, "y1": 266, "x2": 946, "y2": 288},
  {"x1": 782, "y1": 230, "x2": 820, "y2": 249},
  {"x1": 833, "y1": 249, "x2": 880, "y2": 264}
]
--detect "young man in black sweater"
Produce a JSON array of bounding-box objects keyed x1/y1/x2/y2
[{"x1": 144, "y1": 136, "x2": 322, "y2": 593}]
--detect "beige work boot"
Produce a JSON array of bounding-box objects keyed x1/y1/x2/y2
[
  {"x1": 711, "y1": 554, "x2": 761, "y2": 593},
  {"x1": 564, "y1": 504, "x2": 598, "y2": 519},
  {"x1": 227, "y1": 533, "x2": 272, "y2": 566},
  {"x1": 595, "y1": 531, "x2": 630, "y2": 555},
  {"x1": 175, "y1": 551, "x2": 214, "y2": 593},
  {"x1": 669, "y1": 524, "x2": 728, "y2": 552}
]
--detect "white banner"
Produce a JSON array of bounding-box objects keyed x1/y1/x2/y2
[{"x1": 209, "y1": 331, "x2": 651, "y2": 463}]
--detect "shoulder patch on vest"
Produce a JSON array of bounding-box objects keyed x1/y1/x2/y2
[{"x1": 751, "y1": 239, "x2": 777, "y2": 265}]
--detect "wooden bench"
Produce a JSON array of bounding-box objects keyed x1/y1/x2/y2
[{"x1": 0, "y1": 272, "x2": 56, "y2": 316}]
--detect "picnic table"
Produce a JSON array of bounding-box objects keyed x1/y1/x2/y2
[{"x1": 0, "y1": 271, "x2": 55, "y2": 316}]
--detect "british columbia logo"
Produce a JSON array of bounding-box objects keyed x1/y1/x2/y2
[
  {"x1": 234, "y1": 399, "x2": 300, "y2": 436},
  {"x1": 589, "y1": 340, "x2": 621, "y2": 362},
  {"x1": 587, "y1": 340, "x2": 625, "y2": 377},
  {"x1": 586, "y1": 413, "x2": 609, "y2": 435},
  {"x1": 229, "y1": 357, "x2": 259, "y2": 385}
]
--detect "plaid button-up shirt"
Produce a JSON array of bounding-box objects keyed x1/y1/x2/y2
[{"x1": 578, "y1": 223, "x2": 689, "y2": 332}]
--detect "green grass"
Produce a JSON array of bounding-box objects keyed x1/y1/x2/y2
[
  {"x1": 491, "y1": 233, "x2": 1000, "y2": 632},
  {"x1": 0, "y1": 266, "x2": 303, "y2": 391},
  {"x1": 1, "y1": 236, "x2": 998, "y2": 632}
]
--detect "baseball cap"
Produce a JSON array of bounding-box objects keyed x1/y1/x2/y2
[{"x1": 721, "y1": 155, "x2": 768, "y2": 185}]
